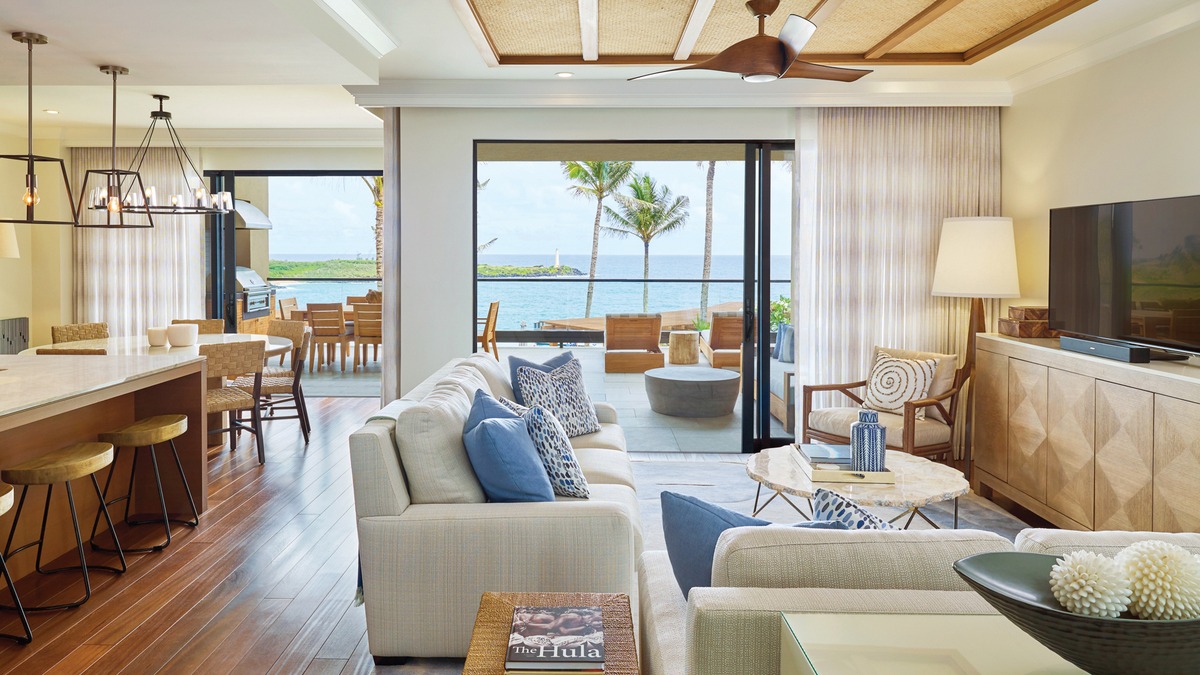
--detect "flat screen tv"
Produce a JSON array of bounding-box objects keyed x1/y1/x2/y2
[{"x1": 1049, "y1": 194, "x2": 1200, "y2": 356}]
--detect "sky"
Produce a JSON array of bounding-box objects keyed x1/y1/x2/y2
[{"x1": 264, "y1": 160, "x2": 794, "y2": 259}]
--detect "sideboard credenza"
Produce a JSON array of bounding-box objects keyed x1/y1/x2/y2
[{"x1": 974, "y1": 334, "x2": 1200, "y2": 532}]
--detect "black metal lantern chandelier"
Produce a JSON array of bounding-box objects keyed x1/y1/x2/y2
[
  {"x1": 1, "y1": 32, "x2": 79, "y2": 226},
  {"x1": 75, "y1": 65, "x2": 154, "y2": 228}
]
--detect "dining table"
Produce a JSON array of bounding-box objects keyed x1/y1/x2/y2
[{"x1": 21, "y1": 333, "x2": 294, "y2": 359}]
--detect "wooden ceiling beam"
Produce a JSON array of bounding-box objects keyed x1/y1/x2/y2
[
  {"x1": 579, "y1": 0, "x2": 599, "y2": 61},
  {"x1": 673, "y1": 0, "x2": 718, "y2": 61},
  {"x1": 964, "y1": 0, "x2": 1102, "y2": 64},
  {"x1": 864, "y1": 0, "x2": 967, "y2": 60},
  {"x1": 451, "y1": 0, "x2": 499, "y2": 67},
  {"x1": 807, "y1": 0, "x2": 848, "y2": 26}
]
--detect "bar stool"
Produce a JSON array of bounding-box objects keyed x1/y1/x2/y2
[
  {"x1": 91, "y1": 414, "x2": 198, "y2": 553},
  {"x1": 0, "y1": 482, "x2": 32, "y2": 644},
  {"x1": 1, "y1": 443, "x2": 127, "y2": 611}
]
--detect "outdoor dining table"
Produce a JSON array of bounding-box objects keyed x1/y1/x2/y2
[{"x1": 21, "y1": 333, "x2": 294, "y2": 359}]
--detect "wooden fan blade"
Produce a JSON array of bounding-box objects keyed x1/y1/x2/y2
[
  {"x1": 782, "y1": 60, "x2": 872, "y2": 82},
  {"x1": 778, "y1": 14, "x2": 816, "y2": 72},
  {"x1": 629, "y1": 34, "x2": 782, "y2": 81}
]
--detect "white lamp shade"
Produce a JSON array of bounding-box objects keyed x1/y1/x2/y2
[
  {"x1": 931, "y1": 217, "x2": 1020, "y2": 298},
  {"x1": 0, "y1": 223, "x2": 18, "y2": 259}
]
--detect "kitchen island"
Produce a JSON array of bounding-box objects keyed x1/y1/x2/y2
[{"x1": 0, "y1": 353, "x2": 206, "y2": 580}]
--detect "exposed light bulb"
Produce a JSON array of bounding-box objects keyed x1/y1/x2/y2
[
  {"x1": 23, "y1": 187, "x2": 40, "y2": 207},
  {"x1": 107, "y1": 195, "x2": 122, "y2": 212}
]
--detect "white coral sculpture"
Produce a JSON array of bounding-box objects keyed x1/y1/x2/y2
[
  {"x1": 1116, "y1": 540, "x2": 1200, "y2": 621},
  {"x1": 1050, "y1": 551, "x2": 1132, "y2": 618}
]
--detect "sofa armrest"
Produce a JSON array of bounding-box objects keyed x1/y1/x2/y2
[
  {"x1": 349, "y1": 420, "x2": 411, "y2": 518},
  {"x1": 356, "y1": 500, "x2": 639, "y2": 658},
  {"x1": 594, "y1": 401, "x2": 619, "y2": 425},
  {"x1": 685, "y1": 587, "x2": 997, "y2": 675}
]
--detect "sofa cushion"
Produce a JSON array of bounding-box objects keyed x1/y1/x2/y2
[
  {"x1": 711, "y1": 526, "x2": 1014, "y2": 591},
  {"x1": 523, "y1": 405, "x2": 589, "y2": 498},
  {"x1": 876, "y1": 346, "x2": 957, "y2": 423},
  {"x1": 813, "y1": 488, "x2": 893, "y2": 530},
  {"x1": 573, "y1": 447, "x2": 636, "y2": 489},
  {"x1": 559, "y1": 482, "x2": 643, "y2": 555},
  {"x1": 462, "y1": 352, "x2": 515, "y2": 400},
  {"x1": 395, "y1": 384, "x2": 485, "y2": 504},
  {"x1": 1016, "y1": 529, "x2": 1200, "y2": 556},
  {"x1": 569, "y1": 423, "x2": 626, "y2": 452},
  {"x1": 509, "y1": 351, "x2": 575, "y2": 405},
  {"x1": 771, "y1": 323, "x2": 788, "y2": 360},
  {"x1": 515, "y1": 359, "x2": 601, "y2": 437},
  {"x1": 661, "y1": 492, "x2": 844, "y2": 598},
  {"x1": 808, "y1": 407, "x2": 951, "y2": 447},
  {"x1": 436, "y1": 365, "x2": 492, "y2": 402},
  {"x1": 863, "y1": 352, "x2": 936, "y2": 419},
  {"x1": 462, "y1": 391, "x2": 554, "y2": 503},
  {"x1": 778, "y1": 324, "x2": 795, "y2": 364}
]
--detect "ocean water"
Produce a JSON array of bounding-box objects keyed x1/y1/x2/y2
[{"x1": 268, "y1": 254, "x2": 791, "y2": 332}]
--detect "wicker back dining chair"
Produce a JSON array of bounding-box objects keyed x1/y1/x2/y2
[
  {"x1": 172, "y1": 319, "x2": 225, "y2": 335},
  {"x1": 200, "y1": 340, "x2": 267, "y2": 464},
  {"x1": 35, "y1": 348, "x2": 108, "y2": 355},
  {"x1": 232, "y1": 332, "x2": 312, "y2": 444},
  {"x1": 264, "y1": 319, "x2": 308, "y2": 370},
  {"x1": 50, "y1": 322, "x2": 109, "y2": 344}
]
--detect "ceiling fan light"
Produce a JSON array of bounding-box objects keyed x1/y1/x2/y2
[{"x1": 742, "y1": 72, "x2": 778, "y2": 83}]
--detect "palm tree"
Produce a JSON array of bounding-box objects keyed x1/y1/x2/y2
[
  {"x1": 361, "y1": 176, "x2": 384, "y2": 286},
  {"x1": 561, "y1": 161, "x2": 634, "y2": 317},
  {"x1": 697, "y1": 160, "x2": 716, "y2": 318},
  {"x1": 603, "y1": 174, "x2": 690, "y2": 312}
]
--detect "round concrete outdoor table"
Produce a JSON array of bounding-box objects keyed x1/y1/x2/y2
[{"x1": 644, "y1": 366, "x2": 740, "y2": 418}]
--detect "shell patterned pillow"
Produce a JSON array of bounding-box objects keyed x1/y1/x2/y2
[{"x1": 862, "y1": 352, "x2": 937, "y2": 420}]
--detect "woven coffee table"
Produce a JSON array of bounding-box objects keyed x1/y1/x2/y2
[{"x1": 464, "y1": 592, "x2": 638, "y2": 674}]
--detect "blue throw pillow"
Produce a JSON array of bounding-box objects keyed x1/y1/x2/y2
[
  {"x1": 812, "y1": 488, "x2": 893, "y2": 530},
  {"x1": 462, "y1": 390, "x2": 554, "y2": 503},
  {"x1": 660, "y1": 492, "x2": 846, "y2": 598},
  {"x1": 509, "y1": 351, "x2": 575, "y2": 405},
  {"x1": 779, "y1": 324, "x2": 796, "y2": 364},
  {"x1": 772, "y1": 323, "x2": 790, "y2": 360}
]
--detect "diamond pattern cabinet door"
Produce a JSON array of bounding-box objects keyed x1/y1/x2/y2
[
  {"x1": 1045, "y1": 368, "x2": 1094, "y2": 528},
  {"x1": 1153, "y1": 395, "x2": 1200, "y2": 533},
  {"x1": 1094, "y1": 381, "x2": 1153, "y2": 531},
  {"x1": 1007, "y1": 359, "x2": 1048, "y2": 502},
  {"x1": 973, "y1": 349, "x2": 1008, "y2": 481}
]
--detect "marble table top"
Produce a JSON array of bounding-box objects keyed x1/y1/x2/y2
[
  {"x1": 22, "y1": 333, "x2": 293, "y2": 358},
  {"x1": 746, "y1": 445, "x2": 970, "y2": 508}
]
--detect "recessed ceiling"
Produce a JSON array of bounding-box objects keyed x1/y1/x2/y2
[{"x1": 451, "y1": 0, "x2": 1101, "y2": 67}]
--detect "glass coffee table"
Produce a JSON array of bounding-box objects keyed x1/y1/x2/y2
[
  {"x1": 746, "y1": 445, "x2": 969, "y2": 528},
  {"x1": 781, "y1": 613, "x2": 1083, "y2": 674}
]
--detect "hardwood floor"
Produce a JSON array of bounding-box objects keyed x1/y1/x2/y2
[{"x1": 0, "y1": 396, "x2": 384, "y2": 674}]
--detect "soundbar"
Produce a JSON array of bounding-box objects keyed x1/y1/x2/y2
[{"x1": 1060, "y1": 336, "x2": 1151, "y2": 363}]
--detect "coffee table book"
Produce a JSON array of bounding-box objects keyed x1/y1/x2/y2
[
  {"x1": 793, "y1": 449, "x2": 895, "y2": 484},
  {"x1": 506, "y1": 606, "x2": 605, "y2": 673},
  {"x1": 795, "y1": 443, "x2": 852, "y2": 466}
]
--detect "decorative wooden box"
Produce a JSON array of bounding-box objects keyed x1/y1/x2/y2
[
  {"x1": 999, "y1": 317, "x2": 1050, "y2": 338},
  {"x1": 1008, "y1": 306, "x2": 1049, "y2": 321}
]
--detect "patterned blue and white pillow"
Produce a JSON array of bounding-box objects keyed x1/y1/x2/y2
[
  {"x1": 498, "y1": 397, "x2": 528, "y2": 416},
  {"x1": 812, "y1": 488, "x2": 893, "y2": 530},
  {"x1": 515, "y1": 359, "x2": 600, "y2": 438},
  {"x1": 522, "y1": 406, "x2": 589, "y2": 498}
]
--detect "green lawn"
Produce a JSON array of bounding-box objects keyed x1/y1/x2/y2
[{"x1": 269, "y1": 259, "x2": 377, "y2": 278}]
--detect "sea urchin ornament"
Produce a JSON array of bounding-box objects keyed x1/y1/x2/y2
[
  {"x1": 1116, "y1": 540, "x2": 1200, "y2": 621},
  {"x1": 1050, "y1": 551, "x2": 1132, "y2": 618}
]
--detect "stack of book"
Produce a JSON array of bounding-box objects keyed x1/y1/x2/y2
[
  {"x1": 793, "y1": 444, "x2": 894, "y2": 484},
  {"x1": 505, "y1": 606, "x2": 606, "y2": 674}
]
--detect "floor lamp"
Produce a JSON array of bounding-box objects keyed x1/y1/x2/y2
[{"x1": 931, "y1": 217, "x2": 1020, "y2": 475}]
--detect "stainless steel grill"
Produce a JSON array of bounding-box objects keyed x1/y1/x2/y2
[{"x1": 235, "y1": 267, "x2": 274, "y2": 319}]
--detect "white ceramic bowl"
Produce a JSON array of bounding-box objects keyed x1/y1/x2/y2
[
  {"x1": 166, "y1": 323, "x2": 199, "y2": 347},
  {"x1": 147, "y1": 327, "x2": 169, "y2": 347}
]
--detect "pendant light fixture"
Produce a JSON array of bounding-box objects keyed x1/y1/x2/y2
[
  {"x1": 0, "y1": 32, "x2": 79, "y2": 226},
  {"x1": 121, "y1": 95, "x2": 231, "y2": 216},
  {"x1": 76, "y1": 65, "x2": 153, "y2": 228}
]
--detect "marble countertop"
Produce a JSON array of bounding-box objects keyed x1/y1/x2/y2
[
  {"x1": 19, "y1": 333, "x2": 292, "y2": 358},
  {"x1": 746, "y1": 445, "x2": 969, "y2": 508},
  {"x1": 0, "y1": 353, "x2": 204, "y2": 421}
]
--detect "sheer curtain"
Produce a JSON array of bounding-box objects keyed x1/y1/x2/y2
[
  {"x1": 794, "y1": 107, "x2": 1001, "y2": 452},
  {"x1": 72, "y1": 147, "x2": 206, "y2": 337}
]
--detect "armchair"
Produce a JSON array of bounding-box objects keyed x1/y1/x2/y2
[{"x1": 801, "y1": 347, "x2": 967, "y2": 464}]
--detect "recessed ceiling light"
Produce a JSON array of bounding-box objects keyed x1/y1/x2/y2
[
  {"x1": 556, "y1": 72, "x2": 573, "y2": 78},
  {"x1": 43, "y1": 109, "x2": 59, "y2": 114}
]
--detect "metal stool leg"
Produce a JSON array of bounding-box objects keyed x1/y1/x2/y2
[
  {"x1": 166, "y1": 439, "x2": 199, "y2": 528},
  {"x1": 123, "y1": 444, "x2": 171, "y2": 551},
  {"x1": 11, "y1": 482, "x2": 95, "y2": 611},
  {"x1": 0, "y1": 550, "x2": 32, "y2": 644}
]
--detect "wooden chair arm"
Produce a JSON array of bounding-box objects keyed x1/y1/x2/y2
[
  {"x1": 801, "y1": 379, "x2": 869, "y2": 444},
  {"x1": 901, "y1": 383, "x2": 965, "y2": 449}
]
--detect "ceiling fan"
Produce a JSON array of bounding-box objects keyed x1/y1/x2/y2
[{"x1": 631, "y1": 0, "x2": 871, "y2": 83}]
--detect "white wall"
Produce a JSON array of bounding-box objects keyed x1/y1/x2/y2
[
  {"x1": 396, "y1": 107, "x2": 794, "y2": 393},
  {"x1": 199, "y1": 147, "x2": 381, "y2": 171},
  {"x1": 1001, "y1": 24, "x2": 1200, "y2": 304}
]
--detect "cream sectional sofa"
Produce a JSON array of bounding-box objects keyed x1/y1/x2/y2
[
  {"x1": 639, "y1": 525, "x2": 1200, "y2": 675},
  {"x1": 349, "y1": 353, "x2": 642, "y2": 662}
]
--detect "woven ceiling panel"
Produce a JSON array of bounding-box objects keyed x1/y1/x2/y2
[
  {"x1": 692, "y1": 0, "x2": 818, "y2": 56},
  {"x1": 599, "y1": 0, "x2": 692, "y2": 55},
  {"x1": 803, "y1": 0, "x2": 934, "y2": 53},
  {"x1": 474, "y1": 0, "x2": 581, "y2": 56},
  {"x1": 893, "y1": 0, "x2": 1062, "y2": 53}
]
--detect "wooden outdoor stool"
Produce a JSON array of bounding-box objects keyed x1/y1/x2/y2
[
  {"x1": 0, "y1": 482, "x2": 32, "y2": 644},
  {"x1": 1, "y1": 442, "x2": 127, "y2": 612},
  {"x1": 91, "y1": 414, "x2": 199, "y2": 554}
]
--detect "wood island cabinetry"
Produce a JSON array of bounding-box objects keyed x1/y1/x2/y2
[{"x1": 974, "y1": 334, "x2": 1200, "y2": 532}]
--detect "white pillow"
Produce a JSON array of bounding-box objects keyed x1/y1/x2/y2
[
  {"x1": 394, "y1": 384, "x2": 485, "y2": 504},
  {"x1": 515, "y1": 359, "x2": 600, "y2": 437},
  {"x1": 862, "y1": 352, "x2": 937, "y2": 419}
]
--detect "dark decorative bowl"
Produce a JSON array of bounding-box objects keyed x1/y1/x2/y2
[{"x1": 954, "y1": 552, "x2": 1200, "y2": 675}]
